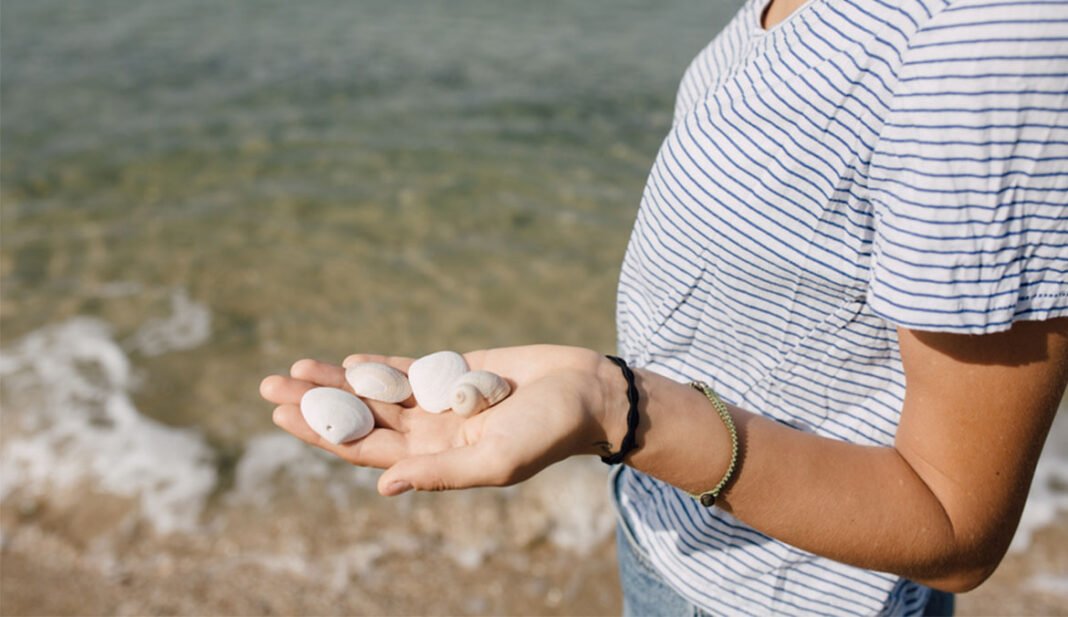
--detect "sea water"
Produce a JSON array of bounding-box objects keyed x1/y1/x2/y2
[{"x1": 2, "y1": 1, "x2": 1066, "y2": 614}]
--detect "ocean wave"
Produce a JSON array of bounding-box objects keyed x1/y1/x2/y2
[
  {"x1": 2, "y1": 293, "x2": 1062, "y2": 566},
  {"x1": 0, "y1": 295, "x2": 616, "y2": 565},
  {"x1": 0, "y1": 315, "x2": 217, "y2": 534}
]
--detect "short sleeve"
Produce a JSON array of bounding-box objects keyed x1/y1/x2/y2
[{"x1": 867, "y1": 0, "x2": 1068, "y2": 334}]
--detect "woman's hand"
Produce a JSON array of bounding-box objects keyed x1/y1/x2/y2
[{"x1": 259, "y1": 345, "x2": 615, "y2": 496}]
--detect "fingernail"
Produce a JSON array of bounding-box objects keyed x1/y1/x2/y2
[{"x1": 387, "y1": 480, "x2": 412, "y2": 495}]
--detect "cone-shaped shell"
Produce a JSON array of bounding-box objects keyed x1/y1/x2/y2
[
  {"x1": 408, "y1": 351, "x2": 469, "y2": 413},
  {"x1": 450, "y1": 370, "x2": 511, "y2": 417},
  {"x1": 345, "y1": 362, "x2": 412, "y2": 403},
  {"x1": 300, "y1": 387, "x2": 375, "y2": 445}
]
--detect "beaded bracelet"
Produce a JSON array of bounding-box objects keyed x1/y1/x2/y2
[
  {"x1": 688, "y1": 380, "x2": 739, "y2": 507},
  {"x1": 599, "y1": 355, "x2": 640, "y2": 465}
]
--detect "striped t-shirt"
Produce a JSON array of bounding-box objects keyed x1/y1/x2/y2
[{"x1": 613, "y1": 0, "x2": 1068, "y2": 614}]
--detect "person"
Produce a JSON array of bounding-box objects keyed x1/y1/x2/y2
[{"x1": 260, "y1": 0, "x2": 1068, "y2": 613}]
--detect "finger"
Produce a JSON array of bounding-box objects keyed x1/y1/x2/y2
[
  {"x1": 260, "y1": 374, "x2": 315, "y2": 404},
  {"x1": 289, "y1": 358, "x2": 410, "y2": 426},
  {"x1": 272, "y1": 404, "x2": 408, "y2": 468},
  {"x1": 461, "y1": 349, "x2": 488, "y2": 371},
  {"x1": 377, "y1": 443, "x2": 510, "y2": 496},
  {"x1": 290, "y1": 358, "x2": 347, "y2": 388},
  {"x1": 342, "y1": 353, "x2": 414, "y2": 373},
  {"x1": 344, "y1": 350, "x2": 490, "y2": 373},
  {"x1": 269, "y1": 376, "x2": 405, "y2": 431}
]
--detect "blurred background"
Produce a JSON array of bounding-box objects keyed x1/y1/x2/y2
[{"x1": 1, "y1": 1, "x2": 1066, "y2": 615}]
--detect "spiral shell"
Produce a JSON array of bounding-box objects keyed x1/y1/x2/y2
[
  {"x1": 300, "y1": 387, "x2": 375, "y2": 445},
  {"x1": 345, "y1": 362, "x2": 412, "y2": 403},
  {"x1": 450, "y1": 370, "x2": 511, "y2": 417},
  {"x1": 408, "y1": 351, "x2": 470, "y2": 413}
]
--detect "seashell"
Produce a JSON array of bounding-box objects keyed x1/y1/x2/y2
[
  {"x1": 408, "y1": 351, "x2": 469, "y2": 413},
  {"x1": 450, "y1": 370, "x2": 511, "y2": 417},
  {"x1": 300, "y1": 387, "x2": 375, "y2": 445},
  {"x1": 345, "y1": 362, "x2": 412, "y2": 403}
]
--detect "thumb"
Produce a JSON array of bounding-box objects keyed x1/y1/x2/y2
[{"x1": 378, "y1": 444, "x2": 509, "y2": 496}]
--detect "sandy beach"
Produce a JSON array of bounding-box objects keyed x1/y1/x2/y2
[{"x1": 2, "y1": 503, "x2": 1066, "y2": 616}]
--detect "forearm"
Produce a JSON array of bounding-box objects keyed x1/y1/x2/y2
[{"x1": 595, "y1": 359, "x2": 982, "y2": 591}]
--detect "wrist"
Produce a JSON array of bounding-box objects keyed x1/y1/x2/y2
[{"x1": 586, "y1": 354, "x2": 640, "y2": 460}]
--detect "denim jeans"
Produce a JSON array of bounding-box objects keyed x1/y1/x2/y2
[
  {"x1": 612, "y1": 465, "x2": 713, "y2": 617},
  {"x1": 611, "y1": 469, "x2": 954, "y2": 616},
  {"x1": 616, "y1": 520, "x2": 710, "y2": 617}
]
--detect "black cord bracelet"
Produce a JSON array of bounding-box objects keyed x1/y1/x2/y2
[{"x1": 600, "y1": 355, "x2": 640, "y2": 465}]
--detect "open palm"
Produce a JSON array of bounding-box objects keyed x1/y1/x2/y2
[{"x1": 259, "y1": 345, "x2": 607, "y2": 495}]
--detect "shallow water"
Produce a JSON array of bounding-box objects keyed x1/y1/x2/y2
[
  {"x1": 2, "y1": 1, "x2": 1067, "y2": 614},
  {"x1": 1, "y1": 2, "x2": 743, "y2": 613},
  {"x1": 3, "y1": 1, "x2": 742, "y2": 446}
]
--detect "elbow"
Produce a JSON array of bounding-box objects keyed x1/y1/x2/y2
[
  {"x1": 923, "y1": 562, "x2": 997, "y2": 594},
  {"x1": 917, "y1": 540, "x2": 1007, "y2": 593}
]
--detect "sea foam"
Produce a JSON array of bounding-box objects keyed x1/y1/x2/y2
[
  {"x1": 127, "y1": 288, "x2": 212, "y2": 356},
  {"x1": 2, "y1": 292, "x2": 1065, "y2": 561},
  {"x1": 0, "y1": 308, "x2": 217, "y2": 534}
]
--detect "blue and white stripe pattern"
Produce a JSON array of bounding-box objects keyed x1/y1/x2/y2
[{"x1": 614, "y1": 0, "x2": 1068, "y2": 613}]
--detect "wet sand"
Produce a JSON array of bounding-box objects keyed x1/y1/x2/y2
[
  {"x1": 1, "y1": 520, "x2": 622, "y2": 616},
  {"x1": 3, "y1": 500, "x2": 1065, "y2": 616}
]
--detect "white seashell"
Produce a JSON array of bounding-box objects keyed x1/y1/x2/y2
[
  {"x1": 408, "y1": 351, "x2": 469, "y2": 413},
  {"x1": 450, "y1": 370, "x2": 511, "y2": 417},
  {"x1": 300, "y1": 387, "x2": 375, "y2": 445},
  {"x1": 345, "y1": 362, "x2": 412, "y2": 403}
]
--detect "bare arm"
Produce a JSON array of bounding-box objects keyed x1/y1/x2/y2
[{"x1": 605, "y1": 317, "x2": 1068, "y2": 591}]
